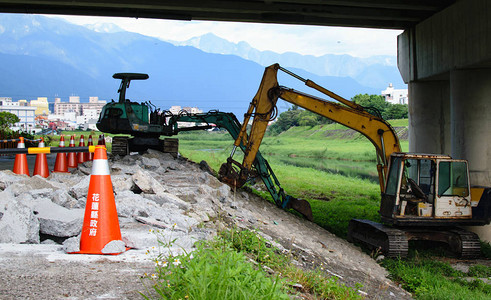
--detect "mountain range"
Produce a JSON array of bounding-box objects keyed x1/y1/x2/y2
[
  {"x1": 0, "y1": 14, "x2": 404, "y2": 117},
  {"x1": 169, "y1": 33, "x2": 405, "y2": 90}
]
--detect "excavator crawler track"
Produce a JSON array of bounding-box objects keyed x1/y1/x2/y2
[
  {"x1": 348, "y1": 219, "x2": 408, "y2": 258},
  {"x1": 111, "y1": 136, "x2": 129, "y2": 156},
  {"x1": 449, "y1": 228, "x2": 481, "y2": 258},
  {"x1": 348, "y1": 219, "x2": 482, "y2": 258}
]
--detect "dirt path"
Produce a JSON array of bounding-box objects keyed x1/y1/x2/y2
[{"x1": 0, "y1": 244, "x2": 155, "y2": 299}]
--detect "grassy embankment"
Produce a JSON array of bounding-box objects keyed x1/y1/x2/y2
[{"x1": 178, "y1": 119, "x2": 491, "y2": 300}]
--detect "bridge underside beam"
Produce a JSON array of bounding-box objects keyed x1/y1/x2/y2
[{"x1": 0, "y1": 0, "x2": 456, "y2": 29}]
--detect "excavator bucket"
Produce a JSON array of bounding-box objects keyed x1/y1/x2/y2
[
  {"x1": 218, "y1": 159, "x2": 247, "y2": 188},
  {"x1": 219, "y1": 159, "x2": 314, "y2": 221},
  {"x1": 286, "y1": 197, "x2": 313, "y2": 221}
]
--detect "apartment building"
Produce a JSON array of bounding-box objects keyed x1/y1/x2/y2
[{"x1": 0, "y1": 97, "x2": 36, "y2": 130}]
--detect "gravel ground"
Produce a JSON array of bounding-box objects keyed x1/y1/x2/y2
[{"x1": 0, "y1": 244, "x2": 155, "y2": 300}]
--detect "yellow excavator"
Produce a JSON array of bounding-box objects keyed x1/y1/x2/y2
[{"x1": 219, "y1": 64, "x2": 491, "y2": 257}]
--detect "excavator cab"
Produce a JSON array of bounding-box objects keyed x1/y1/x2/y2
[
  {"x1": 349, "y1": 152, "x2": 488, "y2": 257},
  {"x1": 96, "y1": 73, "x2": 158, "y2": 135},
  {"x1": 381, "y1": 153, "x2": 473, "y2": 226},
  {"x1": 96, "y1": 73, "x2": 179, "y2": 155}
]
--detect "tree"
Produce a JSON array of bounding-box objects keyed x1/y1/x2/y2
[
  {"x1": 385, "y1": 103, "x2": 408, "y2": 119},
  {"x1": 0, "y1": 112, "x2": 20, "y2": 130},
  {"x1": 268, "y1": 93, "x2": 408, "y2": 135},
  {"x1": 268, "y1": 109, "x2": 302, "y2": 134},
  {"x1": 351, "y1": 94, "x2": 408, "y2": 120},
  {"x1": 351, "y1": 94, "x2": 389, "y2": 118},
  {"x1": 298, "y1": 113, "x2": 318, "y2": 127}
]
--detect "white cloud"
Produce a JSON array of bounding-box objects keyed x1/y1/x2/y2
[{"x1": 53, "y1": 15, "x2": 402, "y2": 57}]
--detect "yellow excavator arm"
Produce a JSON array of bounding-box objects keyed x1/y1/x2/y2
[{"x1": 224, "y1": 63, "x2": 402, "y2": 192}]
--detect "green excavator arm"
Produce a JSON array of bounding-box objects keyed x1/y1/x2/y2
[{"x1": 170, "y1": 111, "x2": 313, "y2": 221}]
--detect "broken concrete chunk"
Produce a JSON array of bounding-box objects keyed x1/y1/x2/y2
[
  {"x1": 20, "y1": 175, "x2": 60, "y2": 191},
  {"x1": 131, "y1": 168, "x2": 166, "y2": 194},
  {"x1": 77, "y1": 162, "x2": 92, "y2": 175},
  {"x1": 63, "y1": 234, "x2": 81, "y2": 253},
  {"x1": 122, "y1": 223, "x2": 160, "y2": 249},
  {"x1": 68, "y1": 176, "x2": 91, "y2": 199},
  {"x1": 51, "y1": 191, "x2": 79, "y2": 209},
  {"x1": 101, "y1": 240, "x2": 126, "y2": 254},
  {"x1": 0, "y1": 196, "x2": 40, "y2": 244},
  {"x1": 111, "y1": 174, "x2": 135, "y2": 193},
  {"x1": 110, "y1": 161, "x2": 139, "y2": 175},
  {"x1": 143, "y1": 150, "x2": 175, "y2": 162},
  {"x1": 146, "y1": 192, "x2": 190, "y2": 211},
  {"x1": 140, "y1": 157, "x2": 161, "y2": 169},
  {"x1": 135, "y1": 216, "x2": 168, "y2": 229},
  {"x1": 33, "y1": 199, "x2": 84, "y2": 237},
  {"x1": 0, "y1": 170, "x2": 26, "y2": 190}
]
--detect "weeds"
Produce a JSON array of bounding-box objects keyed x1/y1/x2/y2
[
  {"x1": 468, "y1": 264, "x2": 491, "y2": 278},
  {"x1": 220, "y1": 227, "x2": 362, "y2": 300},
  {"x1": 480, "y1": 241, "x2": 491, "y2": 259},
  {"x1": 142, "y1": 227, "x2": 362, "y2": 300},
  {"x1": 381, "y1": 252, "x2": 491, "y2": 299}
]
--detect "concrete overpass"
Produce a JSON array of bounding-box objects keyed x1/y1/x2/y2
[
  {"x1": 1, "y1": 0, "x2": 490, "y2": 239},
  {"x1": 0, "y1": 0, "x2": 457, "y2": 29}
]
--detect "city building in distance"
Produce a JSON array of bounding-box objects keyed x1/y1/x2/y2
[{"x1": 381, "y1": 83, "x2": 408, "y2": 105}]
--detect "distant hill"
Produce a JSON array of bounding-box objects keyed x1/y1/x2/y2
[
  {"x1": 0, "y1": 14, "x2": 384, "y2": 117},
  {"x1": 169, "y1": 33, "x2": 406, "y2": 91}
]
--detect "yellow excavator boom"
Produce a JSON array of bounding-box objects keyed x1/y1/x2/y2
[{"x1": 228, "y1": 63, "x2": 401, "y2": 192}]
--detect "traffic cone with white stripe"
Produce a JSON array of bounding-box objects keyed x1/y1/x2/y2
[
  {"x1": 53, "y1": 136, "x2": 69, "y2": 173},
  {"x1": 67, "y1": 135, "x2": 78, "y2": 169},
  {"x1": 33, "y1": 137, "x2": 49, "y2": 178},
  {"x1": 77, "y1": 135, "x2": 86, "y2": 164},
  {"x1": 70, "y1": 145, "x2": 125, "y2": 255},
  {"x1": 87, "y1": 135, "x2": 94, "y2": 161},
  {"x1": 98, "y1": 134, "x2": 106, "y2": 147},
  {"x1": 13, "y1": 137, "x2": 29, "y2": 176}
]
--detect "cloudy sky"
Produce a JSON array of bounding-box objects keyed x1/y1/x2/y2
[{"x1": 56, "y1": 15, "x2": 402, "y2": 58}]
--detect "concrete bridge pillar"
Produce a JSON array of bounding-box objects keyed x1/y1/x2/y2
[
  {"x1": 450, "y1": 69, "x2": 491, "y2": 186},
  {"x1": 408, "y1": 81, "x2": 450, "y2": 154},
  {"x1": 450, "y1": 68, "x2": 491, "y2": 242},
  {"x1": 399, "y1": 0, "x2": 491, "y2": 242}
]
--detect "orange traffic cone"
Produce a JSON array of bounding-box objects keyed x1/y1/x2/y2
[
  {"x1": 53, "y1": 136, "x2": 69, "y2": 173},
  {"x1": 98, "y1": 134, "x2": 106, "y2": 146},
  {"x1": 77, "y1": 135, "x2": 86, "y2": 164},
  {"x1": 72, "y1": 145, "x2": 125, "y2": 255},
  {"x1": 87, "y1": 135, "x2": 94, "y2": 161},
  {"x1": 33, "y1": 137, "x2": 49, "y2": 178},
  {"x1": 13, "y1": 137, "x2": 29, "y2": 176},
  {"x1": 67, "y1": 135, "x2": 78, "y2": 169}
]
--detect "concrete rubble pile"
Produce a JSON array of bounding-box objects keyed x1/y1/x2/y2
[{"x1": 0, "y1": 150, "x2": 239, "y2": 256}]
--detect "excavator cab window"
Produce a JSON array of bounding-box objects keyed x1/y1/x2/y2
[
  {"x1": 405, "y1": 159, "x2": 435, "y2": 200},
  {"x1": 385, "y1": 156, "x2": 402, "y2": 196},
  {"x1": 106, "y1": 107, "x2": 123, "y2": 119},
  {"x1": 438, "y1": 161, "x2": 469, "y2": 197},
  {"x1": 395, "y1": 158, "x2": 436, "y2": 216}
]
